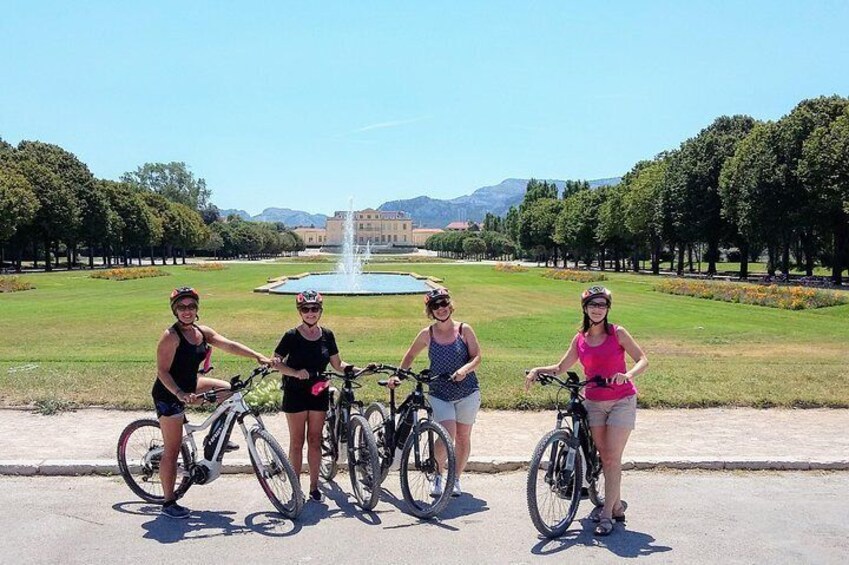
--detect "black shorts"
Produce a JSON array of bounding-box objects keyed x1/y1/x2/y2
[{"x1": 281, "y1": 385, "x2": 330, "y2": 413}]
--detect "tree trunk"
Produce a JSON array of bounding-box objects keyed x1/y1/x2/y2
[
  {"x1": 781, "y1": 243, "x2": 790, "y2": 276},
  {"x1": 707, "y1": 240, "x2": 718, "y2": 276},
  {"x1": 676, "y1": 245, "x2": 684, "y2": 276},
  {"x1": 687, "y1": 245, "x2": 694, "y2": 273},
  {"x1": 739, "y1": 241, "x2": 749, "y2": 280}
]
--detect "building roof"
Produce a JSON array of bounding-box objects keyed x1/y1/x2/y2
[{"x1": 445, "y1": 221, "x2": 479, "y2": 230}]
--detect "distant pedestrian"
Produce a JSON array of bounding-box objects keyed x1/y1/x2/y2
[
  {"x1": 153, "y1": 287, "x2": 270, "y2": 519},
  {"x1": 526, "y1": 286, "x2": 648, "y2": 536}
]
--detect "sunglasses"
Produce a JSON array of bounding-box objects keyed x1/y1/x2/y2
[
  {"x1": 175, "y1": 303, "x2": 198, "y2": 312},
  {"x1": 430, "y1": 300, "x2": 451, "y2": 309},
  {"x1": 586, "y1": 301, "x2": 609, "y2": 310},
  {"x1": 299, "y1": 305, "x2": 322, "y2": 313}
]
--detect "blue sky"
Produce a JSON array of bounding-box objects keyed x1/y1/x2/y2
[{"x1": 2, "y1": 1, "x2": 848, "y2": 215}]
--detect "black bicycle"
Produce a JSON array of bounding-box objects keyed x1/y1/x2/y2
[
  {"x1": 525, "y1": 371, "x2": 606, "y2": 538},
  {"x1": 117, "y1": 366, "x2": 303, "y2": 519},
  {"x1": 363, "y1": 365, "x2": 457, "y2": 519},
  {"x1": 317, "y1": 367, "x2": 381, "y2": 511}
]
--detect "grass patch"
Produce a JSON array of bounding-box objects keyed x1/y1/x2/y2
[
  {"x1": 655, "y1": 279, "x2": 848, "y2": 310},
  {"x1": 187, "y1": 262, "x2": 227, "y2": 271},
  {"x1": 91, "y1": 267, "x2": 170, "y2": 281},
  {"x1": 0, "y1": 276, "x2": 35, "y2": 293},
  {"x1": 541, "y1": 269, "x2": 607, "y2": 283},
  {"x1": 2, "y1": 263, "x2": 849, "y2": 409},
  {"x1": 33, "y1": 397, "x2": 76, "y2": 415},
  {"x1": 494, "y1": 263, "x2": 528, "y2": 273}
]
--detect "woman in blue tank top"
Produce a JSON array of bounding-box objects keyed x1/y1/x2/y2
[{"x1": 392, "y1": 288, "x2": 482, "y2": 498}]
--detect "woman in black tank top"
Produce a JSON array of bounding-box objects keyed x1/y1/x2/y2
[{"x1": 154, "y1": 287, "x2": 271, "y2": 519}]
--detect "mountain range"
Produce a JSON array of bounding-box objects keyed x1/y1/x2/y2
[{"x1": 219, "y1": 177, "x2": 621, "y2": 229}]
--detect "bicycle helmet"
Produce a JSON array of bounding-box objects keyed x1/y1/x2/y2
[
  {"x1": 296, "y1": 289, "x2": 323, "y2": 307},
  {"x1": 581, "y1": 285, "x2": 612, "y2": 307},
  {"x1": 424, "y1": 287, "x2": 450, "y2": 307},
  {"x1": 170, "y1": 287, "x2": 200, "y2": 310}
]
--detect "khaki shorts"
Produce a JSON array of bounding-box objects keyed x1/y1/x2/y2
[{"x1": 584, "y1": 394, "x2": 637, "y2": 429}]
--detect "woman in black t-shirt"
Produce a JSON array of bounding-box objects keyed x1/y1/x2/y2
[{"x1": 271, "y1": 290, "x2": 366, "y2": 502}]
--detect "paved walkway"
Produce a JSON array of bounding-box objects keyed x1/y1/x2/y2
[{"x1": 1, "y1": 407, "x2": 846, "y2": 475}]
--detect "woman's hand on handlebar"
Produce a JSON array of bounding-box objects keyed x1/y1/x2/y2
[
  {"x1": 386, "y1": 375, "x2": 403, "y2": 389},
  {"x1": 524, "y1": 368, "x2": 541, "y2": 392}
]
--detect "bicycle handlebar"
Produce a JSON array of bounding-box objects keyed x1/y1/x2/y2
[
  {"x1": 370, "y1": 364, "x2": 451, "y2": 385},
  {"x1": 198, "y1": 365, "x2": 275, "y2": 402},
  {"x1": 526, "y1": 370, "x2": 609, "y2": 389}
]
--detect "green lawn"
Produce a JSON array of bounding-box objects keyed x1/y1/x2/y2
[{"x1": 1, "y1": 263, "x2": 848, "y2": 409}]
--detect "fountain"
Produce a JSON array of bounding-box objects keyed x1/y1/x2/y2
[{"x1": 261, "y1": 200, "x2": 438, "y2": 296}]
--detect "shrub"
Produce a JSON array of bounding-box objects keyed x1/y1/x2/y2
[
  {"x1": 244, "y1": 377, "x2": 282, "y2": 413},
  {"x1": 494, "y1": 262, "x2": 528, "y2": 273},
  {"x1": 654, "y1": 279, "x2": 848, "y2": 310},
  {"x1": 91, "y1": 267, "x2": 169, "y2": 281},
  {"x1": 188, "y1": 262, "x2": 227, "y2": 271},
  {"x1": 541, "y1": 269, "x2": 607, "y2": 283},
  {"x1": 0, "y1": 276, "x2": 35, "y2": 293}
]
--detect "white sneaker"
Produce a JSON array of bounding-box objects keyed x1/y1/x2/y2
[
  {"x1": 430, "y1": 474, "x2": 443, "y2": 497},
  {"x1": 451, "y1": 478, "x2": 462, "y2": 497}
]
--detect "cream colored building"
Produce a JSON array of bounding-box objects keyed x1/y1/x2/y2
[
  {"x1": 412, "y1": 228, "x2": 443, "y2": 247},
  {"x1": 293, "y1": 227, "x2": 327, "y2": 247},
  {"x1": 325, "y1": 208, "x2": 413, "y2": 246}
]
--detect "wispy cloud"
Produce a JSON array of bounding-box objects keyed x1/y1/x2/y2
[{"x1": 342, "y1": 116, "x2": 429, "y2": 136}]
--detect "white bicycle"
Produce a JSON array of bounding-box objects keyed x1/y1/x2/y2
[{"x1": 117, "y1": 366, "x2": 304, "y2": 519}]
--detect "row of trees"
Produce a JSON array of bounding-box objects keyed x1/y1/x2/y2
[
  {"x1": 463, "y1": 96, "x2": 849, "y2": 283},
  {"x1": 0, "y1": 140, "x2": 303, "y2": 271}
]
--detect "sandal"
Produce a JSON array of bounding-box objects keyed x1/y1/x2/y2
[
  {"x1": 591, "y1": 500, "x2": 628, "y2": 522},
  {"x1": 594, "y1": 517, "x2": 614, "y2": 536}
]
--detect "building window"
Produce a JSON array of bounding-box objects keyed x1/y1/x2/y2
[
  {"x1": 359, "y1": 223, "x2": 363, "y2": 229},
  {"x1": 403, "y1": 235, "x2": 407, "y2": 242},
  {"x1": 393, "y1": 234, "x2": 397, "y2": 242}
]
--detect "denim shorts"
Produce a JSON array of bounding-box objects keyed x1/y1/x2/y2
[
  {"x1": 154, "y1": 398, "x2": 186, "y2": 418},
  {"x1": 584, "y1": 394, "x2": 637, "y2": 429},
  {"x1": 428, "y1": 390, "x2": 481, "y2": 425}
]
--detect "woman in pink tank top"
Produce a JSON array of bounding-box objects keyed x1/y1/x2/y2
[{"x1": 526, "y1": 286, "x2": 648, "y2": 537}]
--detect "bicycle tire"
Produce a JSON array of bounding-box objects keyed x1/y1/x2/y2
[
  {"x1": 588, "y1": 455, "x2": 605, "y2": 508},
  {"x1": 399, "y1": 419, "x2": 456, "y2": 519},
  {"x1": 248, "y1": 427, "x2": 304, "y2": 519},
  {"x1": 116, "y1": 418, "x2": 192, "y2": 503},
  {"x1": 319, "y1": 415, "x2": 338, "y2": 481},
  {"x1": 347, "y1": 414, "x2": 381, "y2": 511},
  {"x1": 364, "y1": 402, "x2": 390, "y2": 484},
  {"x1": 526, "y1": 428, "x2": 583, "y2": 538}
]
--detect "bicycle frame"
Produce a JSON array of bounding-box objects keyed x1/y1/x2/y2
[
  {"x1": 379, "y1": 370, "x2": 436, "y2": 470},
  {"x1": 325, "y1": 373, "x2": 365, "y2": 458},
  {"x1": 181, "y1": 385, "x2": 267, "y2": 486}
]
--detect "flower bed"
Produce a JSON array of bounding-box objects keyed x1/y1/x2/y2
[
  {"x1": 187, "y1": 262, "x2": 227, "y2": 271},
  {"x1": 655, "y1": 279, "x2": 847, "y2": 310},
  {"x1": 541, "y1": 269, "x2": 607, "y2": 283},
  {"x1": 91, "y1": 267, "x2": 169, "y2": 281},
  {"x1": 494, "y1": 262, "x2": 528, "y2": 273},
  {"x1": 0, "y1": 276, "x2": 35, "y2": 293}
]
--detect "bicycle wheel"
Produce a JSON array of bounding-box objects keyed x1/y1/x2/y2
[
  {"x1": 399, "y1": 419, "x2": 456, "y2": 519},
  {"x1": 364, "y1": 402, "x2": 390, "y2": 483},
  {"x1": 319, "y1": 415, "x2": 338, "y2": 480},
  {"x1": 347, "y1": 414, "x2": 381, "y2": 511},
  {"x1": 116, "y1": 419, "x2": 192, "y2": 503},
  {"x1": 587, "y1": 453, "x2": 605, "y2": 508},
  {"x1": 248, "y1": 427, "x2": 304, "y2": 519},
  {"x1": 526, "y1": 428, "x2": 583, "y2": 538}
]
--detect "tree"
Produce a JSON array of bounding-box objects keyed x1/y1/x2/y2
[
  {"x1": 462, "y1": 236, "x2": 486, "y2": 260},
  {"x1": 776, "y1": 95, "x2": 849, "y2": 280},
  {"x1": 662, "y1": 116, "x2": 757, "y2": 274},
  {"x1": 596, "y1": 183, "x2": 630, "y2": 271},
  {"x1": 623, "y1": 156, "x2": 669, "y2": 274},
  {"x1": 518, "y1": 197, "x2": 561, "y2": 265},
  {"x1": 12, "y1": 142, "x2": 82, "y2": 271},
  {"x1": 719, "y1": 122, "x2": 784, "y2": 278},
  {"x1": 121, "y1": 162, "x2": 211, "y2": 210},
  {"x1": 556, "y1": 188, "x2": 605, "y2": 267},
  {"x1": 0, "y1": 166, "x2": 39, "y2": 271},
  {"x1": 798, "y1": 107, "x2": 849, "y2": 283}
]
